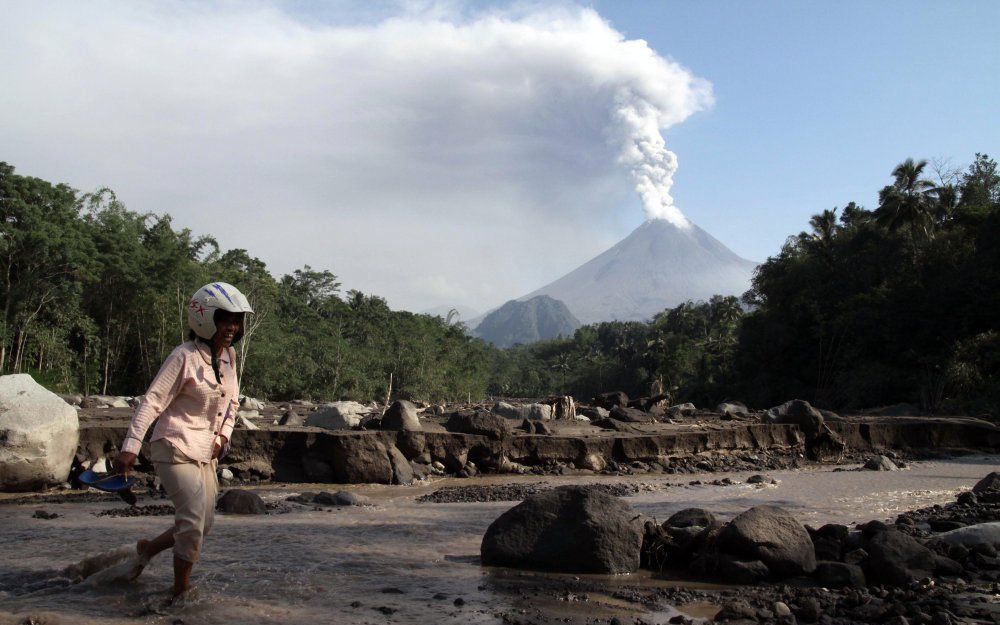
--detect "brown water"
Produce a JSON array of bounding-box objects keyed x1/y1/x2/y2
[{"x1": 1, "y1": 455, "x2": 997, "y2": 625}]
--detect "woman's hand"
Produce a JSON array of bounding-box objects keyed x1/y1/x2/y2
[
  {"x1": 114, "y1": 451, "x2": 138, "y2": 475},
  {"x1": 212, "y1": 435, "x2": 229, "y2": 460}
]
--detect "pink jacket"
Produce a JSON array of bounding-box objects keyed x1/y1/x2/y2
[{"x1": 121, "y1": 341, "x2": 239, "y2": 463}]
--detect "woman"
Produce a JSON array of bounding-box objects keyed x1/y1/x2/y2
[{"x1": 115, "y1": 281, "x2": 253, "y2": 598}]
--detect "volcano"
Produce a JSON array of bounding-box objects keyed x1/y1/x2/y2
[{"x1": 518, "y1": 219, "x2": 758, "y2": 324}]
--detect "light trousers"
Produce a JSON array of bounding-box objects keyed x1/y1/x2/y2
[{"x1": 151, "y1": 439, "x2": 218, "y2": 563}]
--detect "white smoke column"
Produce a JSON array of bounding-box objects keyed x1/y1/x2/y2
[{"x1": 613, "y1": 90, "x2": 690, "y2": 227}]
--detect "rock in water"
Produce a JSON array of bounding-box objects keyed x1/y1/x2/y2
[
  {"x1": 716, "y1": 505, "x2": 817, "y2": 577},
  {"x1": 217, "y1": 489, "x2": 267, "y2": 514},
  {"x1": 665, "y1": 508, "x2": 716, "y2": 529},
  {"x1": 864, "y1": 455, "x2": 899, "y2": 471},
  {"x1": 480, "y1": 485, "x2": 642, "y2": 574},
  {"x1": 305, "y1": 401, "x2": 369, "y2": 430},
  {"x1": 381, "y1": 400, "x2": 422, "y2": 431},
  {"x1": 0, "y1": 374, "x2": 80, "y2": 491},
  {"x1": 972, "y1": 472, "x2": 1000, "y2": 503}
]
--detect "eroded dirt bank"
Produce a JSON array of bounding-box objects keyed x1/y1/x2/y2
[{"x1": 73, "y1": 412, "x2": 1000, "y2": 486}]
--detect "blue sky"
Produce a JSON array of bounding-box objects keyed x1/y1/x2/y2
[{"x1": 590, "y1": 0, "x2": 1000, "y2": 261}]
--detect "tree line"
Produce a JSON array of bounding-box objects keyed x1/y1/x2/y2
[
  {"x1": 488, "y1": 155, "x2": 999, "y2": 416},
  {"x1": 0, "y1": 162, "x2": 490, "y2": 402},
  {"x1": 2, "y1": 154, "x2": 997, "y2": 415}
]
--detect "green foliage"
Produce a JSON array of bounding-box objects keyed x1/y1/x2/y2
[
  {"x1": 0, "y1": 162, "x2": 490, "y2": 402},
  {"x1": 738, "y1": 154, "x2": 1000, "y2": 414},
  {"x1": 4, "y1": 153, "x2": 997, "y2": 417}
]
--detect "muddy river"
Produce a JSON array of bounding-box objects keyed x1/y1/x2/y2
[{"x1": 1, "y1": 455, "x2": 997, "y2": 625}]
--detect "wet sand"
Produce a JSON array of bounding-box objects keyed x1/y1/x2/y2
[{"x1": 1, "y1": 455, "x2": 997, "y2": 625}]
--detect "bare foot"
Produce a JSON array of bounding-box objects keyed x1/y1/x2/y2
[{"x1": 136, "y1": 539, "x2": 152, "y2": 558}]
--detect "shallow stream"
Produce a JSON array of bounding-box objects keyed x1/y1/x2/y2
[{"x1": 1, "y1": 455, "x2": 997, "y2": 625}]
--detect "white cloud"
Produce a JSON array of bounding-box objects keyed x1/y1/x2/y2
[{"x1": 0, "y1": 1, "x2": 712, "y2": 311}]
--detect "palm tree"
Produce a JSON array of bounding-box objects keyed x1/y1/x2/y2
[
  {"x1": 808, "y1": 208, "x2": 839, "y2": 247},
  {"x1": 875, "y1": 158, "x2": 936, "y2": 235}
]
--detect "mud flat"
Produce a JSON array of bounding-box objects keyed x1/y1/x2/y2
[{"x1": 1, "y1": 455, "x2": 998, "y2": 625}]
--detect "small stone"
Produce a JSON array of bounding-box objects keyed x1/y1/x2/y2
[
  {"x1": 219, "y1": 468, "x2": 235, "y2": 481},
  {"x1": 774, "y1": 601, "x2": 792, "y2": 616},
  {"x1": 453, "y1": 597, "x2": 465, "y2": 607},
  {"x1": 795, "y1": 597, "x2": 821, "y2": 623}
]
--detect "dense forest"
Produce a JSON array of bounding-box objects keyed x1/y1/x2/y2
[{"x1": 2, "y1": 155, "x2": 997, "y2": 415}]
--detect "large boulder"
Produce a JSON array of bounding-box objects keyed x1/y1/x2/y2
[
  {"x1": 492, "y1": 402, "x2": 552, "y2": 421},
  {"x1": 0, "y1": 374, "x2": 80, "y2": 491},
  {"x1": 481, "y1": 485, "x2": 642, "y2": 574},
  {"x1": 217, "y1": 489, "x2": 266, "y2": 514},
  {"x1": 864, "y1": 455, "x2": 899, "y2": 471},
  {"x1": 666, "y1": 508, "x2": 717, "y2": 529},
  {"x1": 387, "y1": 445, "x2": 414, "y2": 485},
  {"x1": 592, "y1": 391, "x2": 629, "y2": 410},
  {"x1": 937, "y1": 522, "x2": 1000, "y2": 548},
  {"x1": 381, "y1": 400, "x2": 422, "y2": 432},
  {"x1": 863, "y1": 527, "x2": 938, "y2": 587},
  {"x1": 609, "y1": 406, "x2": 654, "y2": 423},
  {"x1": 716, "y1": 505, "x2": 817, "y2": 577},
  {"x1": 329, "y1": 436, "x2": 394, "y2": 484},
  {"x1": 972, "y1": 472, "x2": 1000, "y2": 503},
  {"x1": 445, "y1": 409, "x2": 511, "y2": 440},
  {"x1": 305, "y1": 401, "x2": 369, "y2": 430},
  {"x1": 765, "y1": 399, "x2": 824, "y2": 436},
  {"x1": 716, "y1": 401, "x2": 749, "y2": 417}
]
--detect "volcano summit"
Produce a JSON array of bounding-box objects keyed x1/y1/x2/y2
[{"x1": 518, "y1": 219, "x2": 758, "y2": 325}]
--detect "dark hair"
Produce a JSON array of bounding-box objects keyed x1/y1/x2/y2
[{"x1": 188, "y1": 329, "x2": 223, "y2": 384}]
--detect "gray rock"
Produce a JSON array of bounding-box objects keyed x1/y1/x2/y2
[
  {"x1": 716, "y1": 401, "x2": 749, "y2": 416},
  {"x1": 714, "y1": 554, "x2": 771, "y2": 584},
  {"x1": 609, "y1": 406, "x2": 654, "y2": 423},
  {"x1": 937, "y1": 522, "x2": 1000, "y2": 548},
  {"x1": 747, "y1": 474, "x2": 775, "y2": 485},
  {"x1": 445, "y1": 410, "x2": 511, "y2": 439},
  {"x1": 217, "y1": 489, "x2": 266, "y2": 514},
  {"x1": 219, "y1": 468, "x2": 235, "y2": 481},
  {"x1": 492, "y1": 401, "x2": 552, "y2": 421},
  {"x1": 329, "y1": 437, "x2": 395, "y2": 484},
  {"x1": 864, "y1": 455, "x2": 899, "y2": 471},
  {"x1": 716, "y1": 505, "x2": 817, "y2": 577},
  {"x1": 592, "y1": 391, "x2": 629, "y2": 410},
  {"x1": 305, "y1": 401, "x2": 369, "y2": 430},
  {"x1": 668, "y1": 402, "x2": 697, "y2": 417},
  {"x1": 279, "y1": 410, "x2": 306, "y2": 426},
  {"x1": 665, "y1": 508, "x2": 716, "y2": 529},
  {"x1": 314, "y1": 491, "x2": 371, "y2": 506},
  {"x1": 381, "y1": 400, "x2": 422, "y2": 431},
  {"x1": 814, "y1": 561, "x2": 866, "y2": 588},
  {"x1": 0, "y1": 374, "x2": 80, "y2": 492},
  {"x1": 240, "y1": 396, "x2": 265, "y2": 411},
  {"x1": 765, "y1": 399, "x2": 824, "y2": 436},
  {"x1": 972, "y1": 471, "x2": 1000, "y2": 503},
  {"x1": 481, "y1": 485, "x2": 643, "y2": 574},
  {"x1": 388, "y1": 445, "x2": 414, "y2": 485},
  {"x1": 863, "y1": 528, "x2": 938, "y2": 587}
]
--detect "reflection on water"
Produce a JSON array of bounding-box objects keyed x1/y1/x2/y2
[{"x1": 0, "y1": 455, "x2": 997, "y2": 624}]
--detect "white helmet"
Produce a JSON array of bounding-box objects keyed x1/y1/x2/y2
[{"x1": 188, "y1": 282, "x2": 254, "y2": 341}]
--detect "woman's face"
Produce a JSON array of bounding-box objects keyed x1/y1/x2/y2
[{"x1": 213, "y1": 310, "x2": 244, "y2": 349}]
